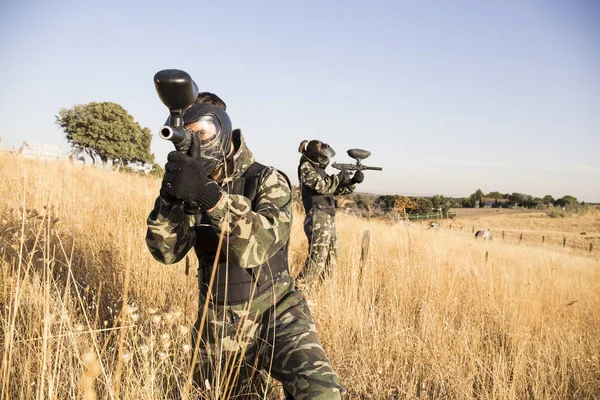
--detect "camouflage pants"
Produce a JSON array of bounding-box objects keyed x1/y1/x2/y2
[
  {"x1": 191, "y1": 282, "x2": 345, "y2": 399},
  {"x1": 298, "y1": 208, "x2": 337, "y2": 284}
]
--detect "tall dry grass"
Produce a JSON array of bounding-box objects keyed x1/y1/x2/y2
[
  {"x1": 439, "y1": 209, "x2": 600, "y2": 255},
  {"x1": 1, "y1": 154, "x2": 599, "y2": 399}
]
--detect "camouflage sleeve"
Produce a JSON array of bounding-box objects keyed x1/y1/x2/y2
[
  {"x1": 299, "y1": 161, "x2": 340, "y2": 195},
  {"x1": 205, "y1": 168, "x2": 292, "y2": 269},
  {"x1": 334, "y1": 182, "x2": 356, "y2": 196},
  {"x1": 145, "y1": 197, "x2": 197, "y2": 264}
]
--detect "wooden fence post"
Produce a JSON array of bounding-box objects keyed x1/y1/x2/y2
[
  {"x1": 563, "y1": 237, "x2": 566, "y2": 247},
  {"x1": 590, "y1": 243, "x2": 594, "y2": 253},
  {"x1": 361, "y1": 230, "x2": 371, "y2": 263},
  {"x1": 358, "y1": 230, "x2": 370, "y2": 285},
  {"x1": 502, "y1": 230, "x2": 505, "y2": 240},
  {"x1": 485, "y1": 251, "x2": 489, "y2": 263},
  {"x1": 472, "y1": 226, "x2": 475, "y2": 233},
  {"x1": 519, "y1": 233, "x2": 523, "y2": 243},
  {"x1": 542, "y1": 236, "x2": 545, "y2": 243}
]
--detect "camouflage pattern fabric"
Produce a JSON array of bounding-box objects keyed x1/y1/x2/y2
[
  {"x1": 192, "y1": 280, "x2": 345, "y2": 399},
  {"x1": 297, "y1": 208, "x2": 337, "y2": 284},
  {"x1": 146, "y1": 131, "x2": 292, "y2": 269},
  {"x1": 298, "y1": 156, "x2": 355, "y2": 197},
  {"x1": 297, "y1": 157, "x2": 354, "y2": 284},
  {"x1": 146, "y1": 131, "x2": 344, "y2": 398}
]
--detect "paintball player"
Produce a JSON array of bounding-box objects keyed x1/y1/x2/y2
[
  {"x1": 296, "y1": 140, "x2": 364, "y2": 285},
  {"x1": 145, "y1": 93, "x2": 345, "y2": 399}
]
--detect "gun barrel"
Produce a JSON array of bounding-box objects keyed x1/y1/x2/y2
[
  {"x1": 158, "y1": 126, "x2": 192, "y2": 152},
  {"x1": 365, "y1": 166, "x2": 383, "y2": 171},
  {"x1": 158, "y1": 126, "x2": 180, "y2": 142}
]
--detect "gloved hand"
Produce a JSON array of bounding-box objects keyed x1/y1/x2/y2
[
  {"x1": 160, "y1": 136, "x2": 223, "y2": 211},
  {"x1": 336, "y1": 170, "x2": 351, "y2": 185},
  {"x1": 351, "y1": 170, "x2": 364, "y2": 184}
]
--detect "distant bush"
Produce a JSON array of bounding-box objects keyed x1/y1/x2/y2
[
  {"x1": 547, "y1": 203, "x2": 591, "y2": 218},
  {"x1": 546, "y1": 208, "x2": 568, "y2": 218},
  {"x1": 354, "y1": 196, "x2": 369, "y2": 210},
  {"x1": 149, "y1": 163, "x2": 165, "y2": 178}
]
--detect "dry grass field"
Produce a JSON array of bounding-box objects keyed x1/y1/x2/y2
[
  {"x1": 1, "y1": 154, "x2": 599, "y2": 399},
  {"x1": 441, "y1": 207, "x2": 600, "y2": 257}
]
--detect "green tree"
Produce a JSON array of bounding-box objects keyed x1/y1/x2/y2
[
  {"x1": 554, "y1": 195, "x2": 578, "y2": 208},
  {"x1": 431, "y1": 194, "x2": 450, "y2": 213},
  {"x1": 412, "y1": 197, "x2": 433, "y2": 214},
  {"x1": 375, "y1": 195, "x2": 399, "y2": 210},
  {"x1": 56, "y1": 102, "x2": 154, "y2": 166},
  {"x1": 542, "y1": 195, "x2": 555, "y2": 204},
  {"x1": 448, "y1": 197, "x2": 464, "y2": 208},
  {"x1": 476, "y1": 189, "x2": 485, "y2": 207},
  {"x1": 507, "y1": 192, "x2": 532, "y2": 207},
  {"x1": 486, "y1": 191, "x2": 503, "y2": 199},
  {"x1": 431, "y1": 194, "x2": 443, "y2": 209},
  {"x1": 354, "y1": 195, "x2": 369, "y2": 210},
  {"x1": 468, "y1": 188, "x2": 485, "y2": 208}
]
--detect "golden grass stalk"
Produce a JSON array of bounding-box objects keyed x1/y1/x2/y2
[{"x1": 80, "y1": 352, "x2": 101, "y2": 400}]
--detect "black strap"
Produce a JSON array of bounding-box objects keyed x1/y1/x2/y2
[
  {"x1": 243, "y1": 162, "x2": 291, "y2": 208},
  {"x1": 242, "y1": 162, "x2": 267, "y2": 204}
]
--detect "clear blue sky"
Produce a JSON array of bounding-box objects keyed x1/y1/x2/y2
[{"x1": 1, "y1": 0, "x2": 599, "y2": 201}]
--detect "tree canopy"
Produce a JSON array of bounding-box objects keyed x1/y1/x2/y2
[
  {"x1": 413, "y1": 197, "x2": 433, "y2": 214},
  {"x1": 375, "y1": 195, "x2": 400, "y2": 210},
  {"x1": 486, "y1": 191, "x2": 504, "y2": 199},
  {"x1": 431, "y1": 194, "x2": 451, "y2": 213},
  {"x1": 554, "y1": 195, "x2": 578, "y2": 208},
  {"x1": 56, "y1": 102, "x2": 154, "y2": 166},
  {"x1": 467, "y1": 188, "x2": 485, "y2": 208},
  {"x1": 542, "y1": 195, "x2": 555, "y2": 204}
]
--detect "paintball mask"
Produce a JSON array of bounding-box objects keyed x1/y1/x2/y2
[
  {"x1": 305, "y1": 140, "x2": 336, "y2": 167},
  {"x1": 165, "y1": 103, "x2": 233, "y2": 175}
]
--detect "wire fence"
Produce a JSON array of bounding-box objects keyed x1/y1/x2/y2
[
  {"x1": 444, "y1": 224, "x2": 596, "y2": 254},
  {"x1": 401, "y1": 211, "x2": 458, "y2": 220}
]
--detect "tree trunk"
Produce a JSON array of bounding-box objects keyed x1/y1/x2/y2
[{"x1": 86, "y1": 148, "x2": 95, "y2": 165}]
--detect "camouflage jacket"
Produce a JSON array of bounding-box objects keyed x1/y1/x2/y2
[
  {"x1": 146, "y1": 131, "x2": 293, "y2": 276},
  {"x1": 298, "y1": 155, "x2": 355, "y2": 196}
]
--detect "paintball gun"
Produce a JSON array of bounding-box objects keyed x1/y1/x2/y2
[
  {"x1": 154, "y1": 69, "x2": 199, "y2": 152},
  {"x1": 331, "y1": 149, "x2": 383, "y2": 178}
]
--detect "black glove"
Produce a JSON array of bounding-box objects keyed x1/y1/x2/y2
[
  {"x1": 351, "y1": 170, "x2": 364, "y2": 184},
  {"x1": 160, "y1": 136, "x2": 223, "y2": 211},
  {"x1": 337, "y1": 170, "x2": 351, "y2": 185}
]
